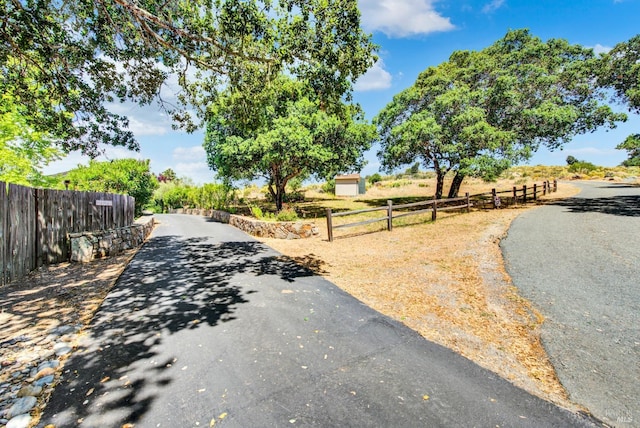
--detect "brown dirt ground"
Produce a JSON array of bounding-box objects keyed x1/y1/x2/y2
[
  {"x1": 0, "y1": 252, "x2": 138, "y2": 426},
  {"x1": 258, "y1": 183, "x2": 584, "y2": 411}
]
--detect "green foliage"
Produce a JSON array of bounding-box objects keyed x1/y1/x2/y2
[
  {"x1": 367, "y1": 173, "x2": 382, "y2": 184},
  {"x1": 64, "y1": 159, "x2": 158, "y2": 216},
  {"x1": 321, "y1": 179, "x2": 336, "y2": 195},
  {"x1": 276, "y1": 208, "x2": 299, "y2": 222},
  {"x1": 198, "y1": 182, "x2": 236, "y2": 210},
  {"x1": 250, "y1": 205, "x2": 265, "y2": 219},
  {"x1": 152, "y1": 180, "x2": 235, "y2": 212},
  {"x1": 599, "y1": 35, "x2": 640, "y2": 113},
  {"x1": 407, "y1": 162, "x2": 421, "y2": 175},
  {"x1": 1, "y1": 0, "x2": 375, "y2": 155},
  {"x1": 204, "y1": 75, "x2": 376, "y2": 210},
  {"x1": 158, "y1": 168, "x2": 178, "y2": 182},
  {"x1": 568, "y1": 161, "x2": 598, "y2": 174},
  {"x1": 566, "y1": 156, "x2": 579, "y2": 165},
  {"x1": 375, "y1": 29, "x2": 626, "y2": 199},
  {"x1": 249, "y1": 204, "x2": 299, "y2": 222},
  {"x1": 153, "y1": 182, "x2": 192, "y2": 211},
  {"x1": 0, "y1": 95, "x2": 61, "y2": 186},
  {"x1": 616, "y1": 134, "x2": 640, "y2": 167}
]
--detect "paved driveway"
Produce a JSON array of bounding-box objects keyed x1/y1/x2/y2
[
  {"x1": 502, "y1": 181, "x2": 640, "y2": 427},
  {"x1": 41, "y1": 214, "x2": 599, "y2": 427}
]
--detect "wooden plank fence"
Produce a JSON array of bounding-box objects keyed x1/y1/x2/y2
[
  {"x1": 326, "y1": 180, "x2": 557, "y2": 242},
  {"x1": 1, "y1": 181, "x2": 134, "y2": 286}
]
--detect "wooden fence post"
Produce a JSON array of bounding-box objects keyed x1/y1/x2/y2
[
  {"x1": 387, "y1": 200, "x2": 393, "y2": 232},
  {"x1": 432, "y1": 199, "x2": 438, "y2": 221},
  {"x1": 326, "y1": 208, "x2": 333, "y2": 242},
  {"x1": 522, "y1": 185, "x2": 527, "y2": 204},
  {"x1": 465, "y1": 192, "x2": 470, "y2": 213},
  {"x1": 553, "y1": 179, "x2": 558, "y2": 192},
  {"x1": 533, "y1": 184, "x2": 537, "y2": 201},
  {"x1": 513, "y1": 186, "x2": 517, "y2": 205},
  {"x1": 492, "y1": 189, "x2": 497, "y2": 209},
  {"x1": 543, "y1": 181, "x2": 547, "y2": 195}
]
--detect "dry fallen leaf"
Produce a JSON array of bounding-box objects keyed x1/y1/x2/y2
[{"x1": 86, "y1": 388, "x2": 94, "y2": 396}]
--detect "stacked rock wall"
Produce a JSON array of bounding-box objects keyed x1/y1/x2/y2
[
  {"x1": 171, "y1": 209, "x2": 319, "y2": 239},
  {"x1": 69, "y1": 216, "x2": 155, "y2": 262}
]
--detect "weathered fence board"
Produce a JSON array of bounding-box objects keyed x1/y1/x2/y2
[
  {"x1": 1, "y1": 183, "x2": 7, "y2": 285},
  {"x1": 1, "y1": 182, "x2": 135, "y2": 286}
]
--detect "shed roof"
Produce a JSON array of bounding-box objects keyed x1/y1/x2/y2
[{"x1": 335, "y1": 174, "x2": 361, "y2": 181}]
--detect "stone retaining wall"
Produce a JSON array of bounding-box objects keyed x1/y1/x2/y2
[
  {"x1": 172, "y1": 208, "x2": 319, "y2": 239},
  {"x1": 69, "y1": 216, "x2": 155, "y2": 262}
]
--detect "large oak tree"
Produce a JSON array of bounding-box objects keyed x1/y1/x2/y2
[
  {"x1": 204, "y1": 75, "x2": 376, "y2": 211},
  {"x1": 376, "y1": 30, "x2": 626, "y2": 199}
]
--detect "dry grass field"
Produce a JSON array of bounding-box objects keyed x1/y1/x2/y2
[{"x1": 258, "y1": 175, "x2": 588, "y2": 409}]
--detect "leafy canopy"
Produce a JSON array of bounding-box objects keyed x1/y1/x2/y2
[
  {"x1": 376, "y1": 29, "x2": 626, "y2": 199},
  {"x1": 1, "y1": 0, "x2": 376, "y2": 155},
  {"x1": 0, "y1": 95, "x2": 61, "y2": 186},
  {"x1": 600, "y1": 34, "x2": 640, "y2": 113},
  {"x1": 204, "y1": 75, "x2": 376, "y2": 210},
  {"x1": 616, "y1": 134, "x2": 640, "y2": 167}
]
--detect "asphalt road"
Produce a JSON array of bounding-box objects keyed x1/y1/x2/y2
[
  {"x1": 41, "y1": 214, "x2": 600, "y2": 427},
  {"x1": 501, "y1": 181, "x2": 640, "y2": 428}
]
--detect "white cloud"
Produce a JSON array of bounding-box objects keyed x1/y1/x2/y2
[
  {"x1": 359, "y1": 0, "x2": 455, "y2": 38},
  {"x1": 174, "y1": 162, "x2": 214, "y2": 184},
  {"x1": 590, "y1": 44, "x2": 612, "y2": 55},
  {"x1": 126, "y1": 115, "x2": 172, "y2": 136},
  {"x1": 563, "y1": 147, "x2": 618, "y2": 156},
  {"x1": 173, "y1": 145, "x2": 206, "y2": 161},
  {"x1": 354, "y1": 60, "x2": 393, "y2": 91},
  {"x1": 482, "y1": 0, "x2": 505, "y2": 13}
]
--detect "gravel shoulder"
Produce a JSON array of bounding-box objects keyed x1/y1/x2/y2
[
  {"x1": 501, "y1": 181, "x2": 640, "y2": 427},
  {"x1": 0, "y1": 252, "x2": 138, "y2": 427}
]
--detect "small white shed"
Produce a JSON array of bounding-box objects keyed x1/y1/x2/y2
[{"x1": 335, "y1": 174, "x2": 365, "y2": 197}]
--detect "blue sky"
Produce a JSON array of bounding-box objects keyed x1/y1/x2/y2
[{"x1": 45, "y1": 0, "x2": 640, "y2": 183}]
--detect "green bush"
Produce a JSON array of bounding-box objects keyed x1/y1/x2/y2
[
  {"x1": 64, "y1": 159, "x2": 158, "y2": 217},
  {"x1": 249, "y1": 205, "x2": 299, "y2": 222},
  {"x1": 367, "y1": 173, "x2": 382, "y2": 184},
  {"x1": 568, "y1": 161, "x2": 598, "y2": 174},
  {"x1": 250, "y1": 205, "x2": 265, "y2": 219},
  {"x1": 275, "y1": 208, "x2": 299, "y2": 222},
  {"x1": 321, "y1": 179, "x2": 335, "y2": 194}
]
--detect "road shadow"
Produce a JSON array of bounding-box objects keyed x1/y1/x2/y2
[
  {"x1": 552, "y1": 195, "x2": 640, "y2": 217},
  {"x1": 41, "y1": 234, "x2": 318, "y2": 427}
]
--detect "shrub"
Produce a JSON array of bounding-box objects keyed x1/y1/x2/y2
[
  {"x1": 250, "y1": 205, "x2": 265, "y2": 219},
  {"x1": 568, "y1": 161, "x2": 598, "y2": 174},
  {"x1": 275, "y1": 208, "x2": 299, "y2": 222},
  {"x1": 321, "y1": 179, "x2": 335, "y2": 194},
  {"x1": 367, "y1": 173, "x2": 382, "y2": 184}
]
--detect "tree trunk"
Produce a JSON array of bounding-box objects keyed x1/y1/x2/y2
[
  {"x1": 275, "y1": 185, "x2": 285, "y2": 211},
  {"x1": 434, "y1": 162, "x2": 445, "y2": 200},
  {"x1": 447, "y1": 172, "x2": 465, "y2": 198}
]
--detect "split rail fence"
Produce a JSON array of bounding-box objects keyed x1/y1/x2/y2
[
  {"x1": 1, "y1": 181, "x2": 134, "y2": 286},
  {"x1": 326, "y1": 180, "x2": 557, "y2": 242}
]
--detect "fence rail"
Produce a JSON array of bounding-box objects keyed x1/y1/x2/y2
[
  {"x1": 1, "y1": 181, "x2": 135, "y2": 286},
  {"x1": 326, "y1": 180, "x2": 557, "y2": 242}
]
